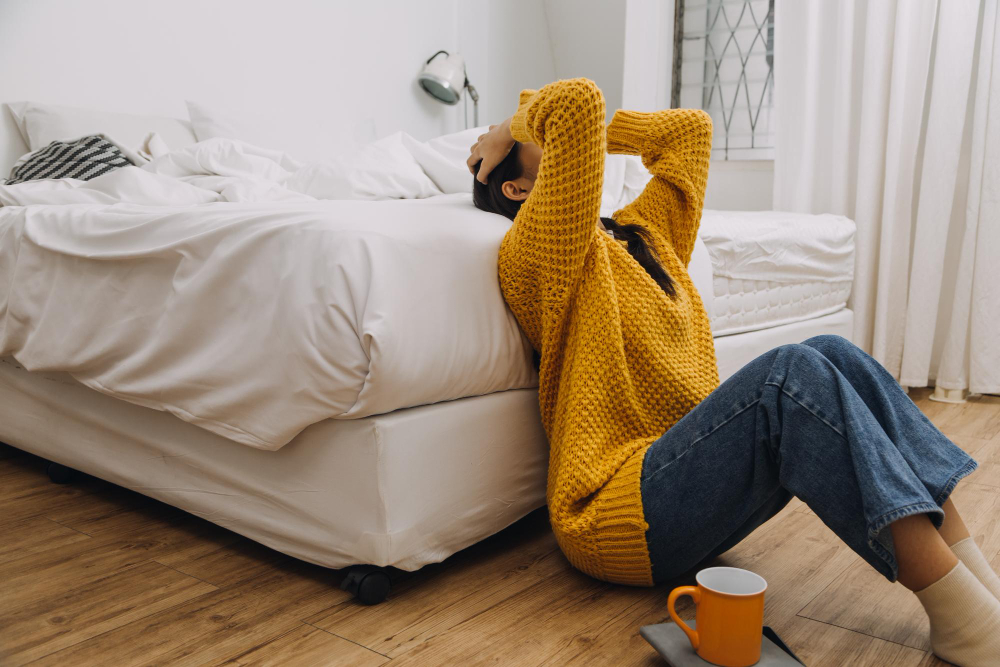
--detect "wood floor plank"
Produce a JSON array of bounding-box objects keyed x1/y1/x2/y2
[
  {"x1": 387, "y1": 564, "x2": 611, "y2": 666},
  {"x1": 41, "y1": 481, "x2": 155, "y2": 531},
  {"x1": 0, "y1": 515, "x2": 90, "y2": 564},
  {"x1": 777, "y1": 616, "x2": 931, "y2": 667},
  {"x1": 29, "y1": 583, "x2": 323, "y2": 666},
  {"x1": 226, "y1": 624, "x2": 388, "y2": 666},
  {"x1": 961, "y1": 435, "x2": 1000, "y2": 489},
  {"x1": 1, "y1": 536, "x2": 165, "y2": 603},
  {"x1": 205, "y1": 555, "x2": 353, "y2": 620},
  {"x1": 155, "y1": 537, "x2": 292, "y2": 589},
  {"x1": 0, "y1": 461, "x2": 152, "y2": 529},
  {"x1": 0, "y1": 459, "x2": 95, "y2": 525},
  {"x1": 799, "y1": 554, "x2": 929, "y2": 651},
  {"x1": 921, "y1": 393, "x2": 1000, "y2": 441},
  {"x1": 75, "y1": 498, "x2": 246, "y2": 556},
  {"x1": 0, "y1": 559, "x2": 216, "y2": 665},
  {"x1": 798, "y1": 480, "x2": 1000, "y2": 650},
  {"x1": 307, "y1": 509, "x2": 561, "y2": 657},
  {"x1": 0, "y1": 509, "x2": 239, "y2": 603}
]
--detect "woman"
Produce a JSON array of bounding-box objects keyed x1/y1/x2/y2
[{"x1": 467, "y1": 78, "x2": 998, "y2": 665}]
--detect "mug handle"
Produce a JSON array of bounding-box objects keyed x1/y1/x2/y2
[{"x1": 667, "y1": 585, "x2": 701, "y2": 650}]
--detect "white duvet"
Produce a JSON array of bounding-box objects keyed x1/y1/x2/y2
[{"x1": 0, "y1": 133, "x2": 652, "y2": 450}]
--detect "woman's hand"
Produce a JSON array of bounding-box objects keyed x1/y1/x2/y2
[{"x1": 467, "y1": 117, "x2": 515, "y2": 184}]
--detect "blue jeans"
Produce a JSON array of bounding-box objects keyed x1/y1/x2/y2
[{"x1": 640, "y1": 334, "x2": 977, "y2": 584}]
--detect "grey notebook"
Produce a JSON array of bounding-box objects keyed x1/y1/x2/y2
[{"x1": 640, "y1": 620, "x2": 805, "y2": 666}]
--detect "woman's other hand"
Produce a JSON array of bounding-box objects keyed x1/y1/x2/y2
[{"x1": 467, "y1": 117, "x2": 515, "y2": 184}]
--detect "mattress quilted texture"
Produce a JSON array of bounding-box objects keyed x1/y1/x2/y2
[
  {"x1": 698, "y1": 209, "x2": 856, "y2": 337},
  {"x1": 710, "y1": 276, "x2": 853, "y2": 336}
]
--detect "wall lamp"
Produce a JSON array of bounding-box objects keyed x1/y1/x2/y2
[{"x1": 418, "y1": 50, "x2": 479, "y2": 128}]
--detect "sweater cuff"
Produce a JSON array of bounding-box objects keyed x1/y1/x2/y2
[
  {"x1": 606, "y1": 109, "x2": 656, "y2": 155},
  {"x1": 509, "y1": 89, "x2": 539, "y2": 144}
]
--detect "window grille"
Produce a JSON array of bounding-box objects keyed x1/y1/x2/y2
[{"x1": 672, "y1": 0, "x2": 775, "y2": 160}]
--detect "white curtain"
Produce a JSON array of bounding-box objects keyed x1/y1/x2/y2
[{"x1": 773, "y1": 0, "x2": 999, "y2": 395}]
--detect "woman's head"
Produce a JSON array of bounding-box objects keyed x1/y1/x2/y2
[
  {"x1": 471, "y1": 141, "x2": 542, "y2": 221},
  {"x1": 472, "y1": 142, "x2": 676, "y2": 299}
]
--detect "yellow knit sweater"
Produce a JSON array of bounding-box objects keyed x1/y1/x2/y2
[{"x1": 498, "y1": 78, "x2": 720, "y2": 586}]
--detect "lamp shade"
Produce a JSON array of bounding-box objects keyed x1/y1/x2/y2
[{"x1": 418, "y1": 51, "x2": 467, "y2": 105}]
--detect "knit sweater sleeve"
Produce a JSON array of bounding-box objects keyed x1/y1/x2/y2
[
  {"x1": 502, "y1": 78, "x2": 606, "y2": 311},
  {"x1": 606, "y1": 109, "x2": 712, "y2": 266}
]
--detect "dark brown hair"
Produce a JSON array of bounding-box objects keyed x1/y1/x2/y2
[{"x1": 472, "y1": 142, "x2": 675, "y2": 298}]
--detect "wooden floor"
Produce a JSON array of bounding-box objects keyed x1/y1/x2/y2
[{"x1": 1, "y1": 388, "x2": 998, "y2": 666}]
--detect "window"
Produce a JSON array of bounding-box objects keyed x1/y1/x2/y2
[{"x1": 672, "y1": 0, "x2": 775, "y2": 160}]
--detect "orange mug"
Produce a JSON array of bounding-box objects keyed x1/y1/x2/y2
[{"x1": 667, "y1": 566, "x2": 767, "y2": 667}]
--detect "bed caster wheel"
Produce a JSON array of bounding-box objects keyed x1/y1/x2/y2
[
  {"x1": 340, "y1": 565, "x2": 391, "y2": 605},
  {"x1": 46, "y1": 461, "x2": 77, "y2": 484}
]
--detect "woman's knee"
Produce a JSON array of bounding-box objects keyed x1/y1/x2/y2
[
  {"x1": 777, "y1": 340, "x2": 831, "y2": 361},
  {"x1": 800, "y1": 334, "x2": 867, "y2": 368},
  {"x1": 801, "y1": 333, "x2": 854, "y2": 353},
  {"x1": 772, "y1": 341, "x2": 838, "y2": 383}
]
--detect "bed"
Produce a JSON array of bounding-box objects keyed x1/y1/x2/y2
[{"x1": 0, "y1": 102, "x2": 856, "y2": 604}]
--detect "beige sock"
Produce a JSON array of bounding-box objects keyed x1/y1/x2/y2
[
  {"x1": 914, "y1": 561, "x2": 1000, "y2": 666},
  {"x1": 952, "y1": 537, "x2": 1000, "y2": 602}
]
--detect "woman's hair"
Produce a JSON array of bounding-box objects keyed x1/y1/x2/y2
[{"x1": 472, "y1": 142, "x2": 676, "y2": 298}]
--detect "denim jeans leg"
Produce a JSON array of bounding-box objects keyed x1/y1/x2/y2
[
  {"x1": 799, "y1": 334, "x2": 978, "y2": 505},
  {"x1": 640, "y1": 342, "x2": 978, "y2": 584}
]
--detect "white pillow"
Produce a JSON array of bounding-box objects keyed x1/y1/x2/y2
[
  {"x1": 284, "y1": 132, "x2": 442, "y2": 200},
  {"x1": 185, "y1": 100, "x2": 245, "y2": 143},
  {"x1": 8, "y1": 102, "x2": 196, "y2": 154},
  {"x1": 399, "y1": 126, "x2": 488, "y2": 195},
  {"x1": 186, "y1": 100, "x2": 288, "y2": 156}
]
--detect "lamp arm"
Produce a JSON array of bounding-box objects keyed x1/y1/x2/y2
[
  {"x1": 465, "y1": 80, "x2": 479, "y2": 127},
  {"x1": 425, "y1": 50, "x2": 449, "y2": 64}
]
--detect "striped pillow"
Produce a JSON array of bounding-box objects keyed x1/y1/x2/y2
[{"x1": 6, "y1": 135, "x2": 134, "y2": 185}]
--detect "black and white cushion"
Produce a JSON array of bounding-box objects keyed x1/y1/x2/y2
[{"x1": 6, "y1": 135, "x2": 134, "y2": 185}]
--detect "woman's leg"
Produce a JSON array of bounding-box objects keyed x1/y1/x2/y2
[
  {"x1": 890, "y1": 514, "x2": 958, "y2": 591},
  {"x1": 799, "y1": 335, "x2": 1000, "y2": 600},
  {"x1": 641, "y1": 340, "x2": 976, "y2": 583},
  {"x1": 799, "y1": 335, "x2": 974, "y2": 541}
]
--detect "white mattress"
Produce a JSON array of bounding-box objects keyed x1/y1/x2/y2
[{"x1": 699, "y1": 210, "x2": 856, "y2": 337}]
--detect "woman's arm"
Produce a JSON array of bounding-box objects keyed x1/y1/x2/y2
[
  {"x1": 607, "y1": 109, "x2": 712, "y2": 267},
  {"x1": 503, "y1": 78, "x2": 607, "y2": 302}
]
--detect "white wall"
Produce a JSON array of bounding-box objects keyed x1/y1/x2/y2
[
  {"x1": 705, "y1": 161, "x2": 775, "y2": 211},
  {"x1": 458, "y1": 0, "x2": 557, "y2": 126},
  {"x1": 0, "y1": 0, "x2": 555, "y2": 163},
  {"x1": 622, "y1": 0, "x2": 674, "y2": 112},
  {"x1": 543, "y1": 0, "x2": 626, "y2": 122}
]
